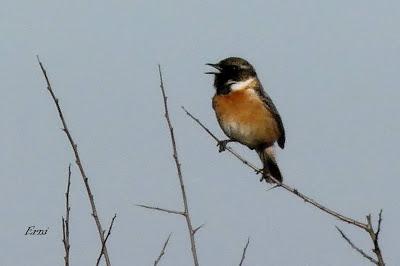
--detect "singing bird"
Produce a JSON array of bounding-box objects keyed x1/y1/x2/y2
[{"x1": 206, "y1": 57, "x2": 285, "y2": 183}]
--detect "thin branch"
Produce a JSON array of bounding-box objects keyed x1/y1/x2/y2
[
  {"x1": 239, "y1": 237, "x2": 250, "y2": 266},
  {"x1": 37, "y1": 56, "x2": 111, "y2": 266},
  {"x1": 376, "y1": 210, "x2": 383, "y2": 237},
  {"x1": 154, "y1": 233, "x2": 172, "y2": 266},
  {"x1": 136, "y1": 204, "x2": 184, "y2": 216},
  {"x1": 336, "y1": 226, "x2": 377, "y2": 264},
  {"x1": 366, "y1": 211, "x2": 385, "y2": 266},
  {"x1": 62, "y1": 164, "x2": 71, "y2": 266},
  {"x1": 192, "y1": 224, "x2": 205, "y2": 235},
  {"x1": 182, "y1": 107, "x2": 386, "y2": 265},
  {"x1": 182, "y1": 106, "x2": 368, "y2": 229},
  {"x1": 96, "y1": 214, "x2": 117, "y2": 266},
  {"x1": 157, "y1": 66, "x2": 200, "y2": 266}
]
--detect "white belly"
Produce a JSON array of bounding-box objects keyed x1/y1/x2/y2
[{"x1": 220, "y1": 119, "x2": 261, "y2": 148}]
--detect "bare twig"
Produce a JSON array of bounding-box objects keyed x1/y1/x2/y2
[
  {"x1": 376, "y1": 210, "x2": 383, "y2": 237},
  {"x1": 62, "y1": 164, "x2": 71, "y2": 266},
  {"x1": 140, "y1": 65, "x2": 199, "y2": 266},
  {"x1": 192, "y1": 224, "x2": 205, "y2": 235},
  {"x1": 37, "y1": 56, "x2": 112, "y2": 266},
  {"x1": 182, "y1": 107, "x2": 385, "y2": 265},
  {"x1": 96, "y1": 214, "x2": 117, "y2": 266},
  {"x1": 239, "y1": 237, "x2": 250, "y2": 266},
  {"x1": 365, "y1": 210, "x2": 385, "y2": 266},
  {"x1": 182, "y1": 107, "x2": 367, "y2": 228},
  {"x1": 136, "y1": 204, "x2": 184, "y2": 216},
  {"x1": 154, "y1": 233, "x2": 172, "y2": 266},
  {"x1": 336, "y1": 226, "x2": 378, "y2": 264}
]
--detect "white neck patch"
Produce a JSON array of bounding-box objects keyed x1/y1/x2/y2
[{"x1": 227, "y1": 78, "x2": 255, "y2": 91}]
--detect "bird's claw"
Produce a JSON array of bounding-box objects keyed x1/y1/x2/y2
[
  {"x1": 259, "y1": 172, "x2": 274, "y2": 183},
  {"x1": 217, "y1": 140, "x2": 231, "y2": 152},
  {"x1": 256, "y1": 169, "x2": 264, "y2": 181}
]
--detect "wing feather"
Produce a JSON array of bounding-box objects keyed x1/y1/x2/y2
[{"x1": 257, "y1": 86, "x2": 286, "y2": 149}]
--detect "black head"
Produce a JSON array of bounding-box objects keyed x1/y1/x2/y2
[{"x1": 206, "y1": 57, "x2": 257, "y2": 94}]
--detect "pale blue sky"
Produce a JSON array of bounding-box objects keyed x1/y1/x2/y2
[{"x1": 1, "y1": 1, "x2": 399, "y2": 265}]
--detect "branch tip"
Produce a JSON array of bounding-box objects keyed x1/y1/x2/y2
[
  {"x1": 154, "y1": 233, "x2": 172, "y2": 266},
  {"x1": 239, "y1": 237, "x2": 250, "y2": 266}
]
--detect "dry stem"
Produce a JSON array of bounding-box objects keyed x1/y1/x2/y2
[
  {"x1": 182, "y1": 106, "x2": 385, "y2": 265},
  {"x1": 37, "y1": 56, "x2": 111, "y2": 266},
  {"x1": 96, "y1": 214, "x2": 117, "y2": 266},
  {"x1": 336, "y1": 226, "x2": 378, "y2": 264},
  {"x1": 138, "y1": 66, "x2": 200, "y2": 266},
  {"x1": 62, "y1": 164, "x2": 71, "y2": 266},
  {"x1": 157, "y1": 65, "x2": 199, "y2": 265},
  {"x1": 135, "y1": 204, "x2": 184, "y2": 216},
  {"x1": 154, "y1": 233, "x2": 172, "y2": 266},
  {"x1": 239, "y1": 237, "x2": 250, "y2": 266}
]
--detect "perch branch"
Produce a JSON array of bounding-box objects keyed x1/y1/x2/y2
[
  {"x1": 182, "y1": 106, "x2": 260, "y2": 173},
  {"x1": 182, "y1": 106, "x2": 366, "y2": 227},
  {"x1": 182, "y1": 107, "x2": 385, "y2": 265},
  {"x1": 37, "y1": 56, "x2": 112, "y2": 266}
]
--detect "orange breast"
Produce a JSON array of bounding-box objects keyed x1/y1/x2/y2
[{"x1": 212, "y1": 88, "x2": 280, "y2": 148}]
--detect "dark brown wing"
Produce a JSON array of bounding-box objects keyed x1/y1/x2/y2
[{"x1": 257, "y1": 86, "x2": 286, "y2": 149}]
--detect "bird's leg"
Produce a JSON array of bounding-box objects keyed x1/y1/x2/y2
[
  {"x1": 260, "y1": 173, "x2": 281, "y2": 185},
  {"x1": 217, "y1": 139, "x2": 235, "y2": 152},
  {"x1": 255, "y1": 169, "x2": 264, "y2": 181},
  {"x1": 258, "y1": 168, "x2": 271, "y2": 183},
  {"x1": 259, "y1": 172, "x2": 273, "y2": 183}
]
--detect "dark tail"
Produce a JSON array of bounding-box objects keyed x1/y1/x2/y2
[{"x1": 257, "y1": 146, "x2": 282, "y2": 183}]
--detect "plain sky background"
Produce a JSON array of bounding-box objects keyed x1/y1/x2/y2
[{"x1": 1, "y1": 1, "x2": 399, "y2": 265}]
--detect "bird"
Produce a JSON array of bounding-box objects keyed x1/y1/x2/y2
[{"x1": 206, "y1": 57, "x2": 285, "y2": 183}]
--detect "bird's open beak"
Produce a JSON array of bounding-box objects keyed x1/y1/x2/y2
[{"x1": 205, "y1": 63, "x2": 221, "y2": 74}]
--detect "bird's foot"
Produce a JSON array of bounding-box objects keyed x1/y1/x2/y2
[
  {"x1": 256, "y1": 169, "x2": 264, "y2": 181},
  {"x1": 259, "y1": 173, "x2": 275, "y2": 184},
  {"x1": 217, "y1": 139, "x2": 233, "y2": 152}
]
